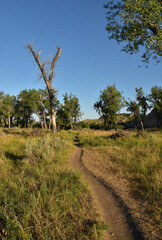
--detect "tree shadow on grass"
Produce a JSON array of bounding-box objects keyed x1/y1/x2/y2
[{"x1": 5, "y1": 152, "x2": 24, "y2": 165}]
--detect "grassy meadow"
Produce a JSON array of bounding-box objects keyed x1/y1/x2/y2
[
  {"x1": 0, "y1": 128, "x2": 107, "y2": 240},
  {"x1": 77, "y1": 129, "x2": 162, "y2": 238}
]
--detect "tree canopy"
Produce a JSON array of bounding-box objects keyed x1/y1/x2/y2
[
  {"x1": 104, "y1": 0, "x2": 162, "y2": 64},
  {"x1": 94, "y1": 84, "x2": 124, "y2": 129},
  {"x1": 57, "y1": 93, "x2": 82, "y2": 129}
]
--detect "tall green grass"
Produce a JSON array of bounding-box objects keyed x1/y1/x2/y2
[{"x1": 0, "y1": 130, "x2": 107, "y2": 239}]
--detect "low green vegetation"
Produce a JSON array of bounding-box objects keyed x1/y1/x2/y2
[
  {"x1": 78, "y1": 130, "x2": 162, "y2": 227},
  {"x1": 0, "y1": 129, "x2": 107, "y2": 239}
]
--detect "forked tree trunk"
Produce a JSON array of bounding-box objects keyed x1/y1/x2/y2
[{"x1": 27, "y1": 44, "x2": 62, "y2": 134}]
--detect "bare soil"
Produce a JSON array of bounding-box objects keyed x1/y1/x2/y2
[{"x1": 68, "y1": 147, "x2": 146, "y2": 240}]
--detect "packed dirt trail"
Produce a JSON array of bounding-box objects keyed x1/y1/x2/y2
[{"x1": 69, "y1": 147, "x2": 144, "y2": 240}]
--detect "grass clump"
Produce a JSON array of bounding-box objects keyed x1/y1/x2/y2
[{"x1": 0, "y1": 130, "x2": 106, "y2": 239}]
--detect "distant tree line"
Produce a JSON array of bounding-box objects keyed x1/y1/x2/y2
[
  {"x1": 0, "y1": 85, "x2": 161, "y2": 131},
  {"x1": 0, "y1": 88, "x2": 82, "y2": 130},
  {"x1": 93, "y1": 84, "x2": 161, "y2": 130}
]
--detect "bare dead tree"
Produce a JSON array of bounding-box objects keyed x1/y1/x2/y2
[{"x1": 26, "y1": 43, "x2": 62, "y2": 133}]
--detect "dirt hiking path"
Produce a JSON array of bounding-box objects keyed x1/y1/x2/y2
[{"x1": 69, "y1": 148, "x2": 144, "y2": 240}]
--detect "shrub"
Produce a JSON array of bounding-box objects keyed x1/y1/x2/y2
[
  {"x1": 109, "y1": 131, "x2": 127, "y2": 140},
  {"x1": 25, "y1": 135, "x2": 72, "y2": 162}
]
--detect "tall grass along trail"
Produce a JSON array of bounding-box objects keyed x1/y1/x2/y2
[{"x1": 68, "y1": 147, "x2": 145, "y2": 240}]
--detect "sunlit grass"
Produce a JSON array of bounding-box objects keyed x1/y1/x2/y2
[{"x1": 0, "y1": 129, "x2": 107, "y2": 239}]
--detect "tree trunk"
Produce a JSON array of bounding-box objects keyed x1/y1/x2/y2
[
  {"x1": 138, "y1": 115, "x2": 144, "y2": 131},
  {"x1": 70, "y1": 122, "x2": 73, "y2": 129},
  {"x1": 25, "y1": 118, "x2": 28, "y2": 128},
  {"x1": 36, "y1": 111, "x2": 44, "y2": 129},
  {"x1": 8, "y1": 116, "x2": 10, "y2": 129},
  {"x1": 43, "y1": 110, "x2": 47, "y2": 129},
  {"x1": 49, "y1": 116, "x2": 51, "y2": 130},
  {"x1": 11, "y1": 117, "x2": 14, "y2": 127},
  {"x1": 3, "y1": 118, "x2": 7, "y2": 127},
  {"x1": 50, "y1": 94, "x2": 56, "y2": 133},
  {"x1": 39, "y1": 95, "x2": 47, "y2": 129},
  {"x1": 16, "y1": 117, "x2": 19, "y2": 127},
  {"x1": 27, "y1": 44, "x2": 62, "y2": 134}
]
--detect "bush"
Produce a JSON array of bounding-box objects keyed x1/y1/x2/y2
[
  {"x1": 25, "y1": 135, "x2": 72, "y2": 162},
  {"x1": 89, "y1": 122, "x2": 101, "y2": 130},
  {"x1": 32, "y1": 122, "x2": 42, "y2": 128},
  {"x1": 109, "y1": 131, "x2": 127, "y2": 140},
  {"x1": 78, "y1": 121, "x2": 90, "y2": 129}
]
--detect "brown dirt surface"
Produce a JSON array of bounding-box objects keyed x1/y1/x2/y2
[{"x1": 68, "y1": 147, "x2": 147, "y2": 240}]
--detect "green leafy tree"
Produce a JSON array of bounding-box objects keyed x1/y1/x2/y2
[
  {"x1": 56, "y1": 104, "x2": 67, "y2": 129},
  {"x1": 125, "y1": 99, "x2": 142, "y2": 129},
  {"x1": 126, "y1": 87, "x2": 150, "y2": 130},
  {"x1": 28, "y1": 89, "x2": 45, "y2": 129},
  {"x1": 135, "y1": 87, "x2": 150, "y2": 128},
  {"x1": 148, "y1": 85, "x2": 162, "y2": 127},
  {"x1": 94, "y1": 84, "x2": 124, "y2": 129},
  {"x1": 57, "y1": 93, "x2": 82, "y2": 129},
  {"x1": 104, "y1": 0, "x2": 162, "y2": 64},
  {"x1": 17, "y1": 89, "x2": 34, "y2": 128},
  {"x1": 2, "y1": 94, "x2": 16, "y2": 128},
  {"x1": 0, "y1": 94, "x2": 16, "y2": 128}
]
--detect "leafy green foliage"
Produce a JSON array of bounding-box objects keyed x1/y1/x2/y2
[
  {"x1": 94, "y1": 84, "x2": 124, "y2": 129},
  {"x1": 104, "y1": 0, "x2": 162, "y2": 64},
  {"x1": 57, "y1": 93, "x2": 82, "y2": 129},
  {"x1": 149, "y1": 85, "x2": 162, "y2": 111},
  {"x1": 0, "y1": 93, "x2": 16, "y2": 128},
  {"x1": 135, "y1": 87, "x2": 150, "y2": 118},
  {"x1": 17, "y1": 89, "x2": 35, "y2": 127},
  {"x1": 126, "y1": 87, "x2": 150, "y2": 129}
]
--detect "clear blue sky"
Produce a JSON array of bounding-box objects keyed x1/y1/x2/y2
[{"x1": 0, "y1": 0, "x2": 161, "y2": 119}]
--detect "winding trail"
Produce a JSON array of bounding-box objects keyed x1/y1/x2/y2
[{"x1": 69, "y1": 147, "x2": 144, "y2": 240}]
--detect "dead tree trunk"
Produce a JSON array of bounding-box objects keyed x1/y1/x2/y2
[
  {"x1": 39, "y1": 94, "x2": 47, "y2": 129},
  {"x1": 36, "y1": 111, "x2": 44, "y2": 129},
  {"x1": 26, "y1": 44, "x2": 62, "y2": 134}
]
